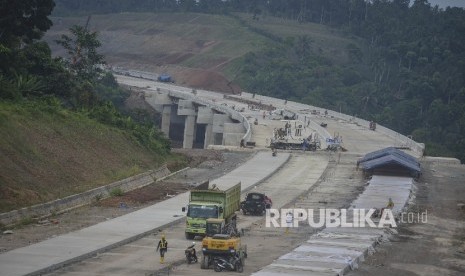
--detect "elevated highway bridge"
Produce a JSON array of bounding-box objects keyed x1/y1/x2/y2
[{"x1": 116, "y1": 74, "x2": 423, "y2": 158}]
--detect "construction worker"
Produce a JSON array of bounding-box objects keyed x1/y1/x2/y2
[
  {"x1": 387, "y1": 198, "x2": 394, "y2": 209},
  {"x1": 379, "y1": 198, "x2": 395, "y2": 218},
  {"x1": 156, "y1": 234, "x2": 168, "y2": 264}
]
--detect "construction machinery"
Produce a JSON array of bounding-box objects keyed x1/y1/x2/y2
[
  {"x1": 269, "y1": 109, "x2": 296, "y2": 120},
  {"x1": 270, "y1": 120, "x2": 321, "y2": 151},
  {"x1": 369, "y1": 121, "x2": 377, "y2": 131},
  {"x1": 182, "y1": 182, "x2": 241, "y2": 239},
  {"x1": 325, "y1": 133, "x2": 344, "y2": 151},
  {"x1": 200, "y1": 218, "x2": 247, "y2": 270}
]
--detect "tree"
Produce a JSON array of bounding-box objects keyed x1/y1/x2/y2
[
  {"x1": 0, "y1": 0, "x2": 57, "y2": 99},
  {"x1": 295, "y1": 35, "x2": 311, "y2": 62},
  {"x1": 56, "y1": 25, "x2": 105, "y2": 82},
  {"x1": 0, "y1": 0, "x2": 55, "y2": 47}
]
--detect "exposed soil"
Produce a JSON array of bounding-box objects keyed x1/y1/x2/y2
[
  {"x1": 44, "y1": 14, "x2": 243, "y2": 95},
  {"x1": 0, "y1": 150, "x2": 253, "y2": 254}
]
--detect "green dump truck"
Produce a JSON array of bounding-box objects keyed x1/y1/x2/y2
[{"x1": 182, "y1": 182, "x2": 241, "y2": 239}]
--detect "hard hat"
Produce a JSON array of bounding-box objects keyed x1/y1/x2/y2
[
  {"x1": 192, "y1": 242, "x2": 196, "y2": 245},
  {"x1": 161, "y1": 234, "x2": 165, "y2": 239}
]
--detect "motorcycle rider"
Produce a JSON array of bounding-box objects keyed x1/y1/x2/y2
[{"x1": 186, "y1": 242, "x2": 198, "y2": 263}]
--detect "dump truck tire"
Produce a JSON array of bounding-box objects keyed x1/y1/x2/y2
[{"x1": 201, "y1": 255, "x2": 209, "y2": 269}]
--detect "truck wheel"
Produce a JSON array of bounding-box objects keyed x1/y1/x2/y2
[
  {"x1": 240, "y1": 254, "x2": 246, "y2": 266},
  {"x1": 185, "y1": 233, "x2": 195, "y2": 240},
  {"x1": 201, "y1": 255, "x2": 209, "y2": 269},
  {"x1": 236, "y1": 261, "x2": 243, "y2": 273}
]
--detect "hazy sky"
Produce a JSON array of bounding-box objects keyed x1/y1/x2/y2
[{"x1": 426, "y1": 0, "x2": 465, "y2": 8}]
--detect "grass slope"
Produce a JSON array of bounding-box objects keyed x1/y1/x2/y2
[{"x1": 0, "y1": 101, "x2": 179, "y2": 213}]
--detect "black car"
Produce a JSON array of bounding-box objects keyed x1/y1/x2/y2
[{"x1": 240, "y1": 193, "x2": 272, "y2": 215}]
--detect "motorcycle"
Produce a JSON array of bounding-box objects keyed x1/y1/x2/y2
[
  {"x1": 185, "y1": 244, "x2": 198, "y2": 264},
  {"x1": 213, "y1": 255, "x2": 243, "y2": 273}
]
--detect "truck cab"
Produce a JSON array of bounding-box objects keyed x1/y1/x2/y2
[
  {"x1": 183, "y1": 203, "x2": 223, "y2": 239},
  {"x1": 182, "y1": 182, "x2": 241, "y2": 240}
]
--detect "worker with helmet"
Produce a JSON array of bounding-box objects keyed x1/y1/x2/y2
[
  {"x1": 387, "y1": 198, "x2": 394, "y2": 209},
  {"x1": 156, "y1": 234, "x2": 168, "y2": 264}
]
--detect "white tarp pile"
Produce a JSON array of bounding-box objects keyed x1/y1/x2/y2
[{"x1": 252, "y1": 175, "x2": 413, "y2": 276}]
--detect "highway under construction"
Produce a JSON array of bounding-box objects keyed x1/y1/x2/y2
[{"x1": 1, "y1": 75, "x2": 463, "y2": 276}]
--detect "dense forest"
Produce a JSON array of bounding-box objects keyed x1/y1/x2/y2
[{"x1": 3, "y1": 0, "x2": 465, "y2": 162}]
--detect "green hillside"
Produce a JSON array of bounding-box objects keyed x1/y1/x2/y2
[
  {"x1": 0, "y1": 100, "x2": 181, "y2": 212},
  {"x1": 0, "y1": 1, "x2": 180, "y2": 213}
]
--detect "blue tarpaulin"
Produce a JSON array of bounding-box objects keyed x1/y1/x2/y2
[
  {"x1": 360, "y1": 154, "x2": 420, "y2": 172},
  {"x1": 358, "y1": 147, "x2": 420, "y2": 177},
  {"x1": 358, "y1": 147, "x2": 418, "y2": 166}
]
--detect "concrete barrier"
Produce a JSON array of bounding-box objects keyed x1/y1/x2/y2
[
  {"x1": 0, "y1": 166, "x2": 171, "y2": 226},
  {"x1": 421, "y1": 156, "x2": 461, "y2": 165}
]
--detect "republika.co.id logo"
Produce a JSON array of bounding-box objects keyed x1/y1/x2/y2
[{"x1": 266, "y1": 208, "x2": 428, "y2": 228}]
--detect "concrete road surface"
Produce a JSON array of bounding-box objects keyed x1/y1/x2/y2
[{"x1": 0, "y1": 75, "x2": 424, "y2": 276}]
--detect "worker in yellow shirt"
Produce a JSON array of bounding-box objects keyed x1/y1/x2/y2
[
  {"x1": 156, "y1": 234, "x2": 168, "y2": 264},
  {"x1": 387, "y1": 198, "x2": 394, "y2": 209}
]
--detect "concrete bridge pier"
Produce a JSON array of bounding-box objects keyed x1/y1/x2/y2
[
  {"x1": 204, "y1": 124, "x2": 213, "y2": 149},
  {"x1": 161, "y1": 105, "x2": 171, "y2": 137},
  {"x1": 197, "y1": 106, "x2": 214, "y2": 149},
  {"x1": 183, "y1": 114, "x2": 196, "y2": 149},
  {"x1": 144, "y1": 88, "x2": 247, "y2": 149},
  {"x1": 178, "y1": 100, "x2": 197, "y2": 149},
  {"x1": 146, "y1": 89, "x2": 173, "y2": 138}
]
